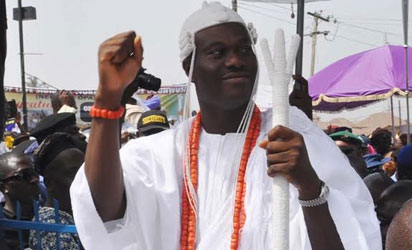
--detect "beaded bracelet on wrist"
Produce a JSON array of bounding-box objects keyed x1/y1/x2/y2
[{"x1": 89, "y1": 105, "x2": 125, "y2": 119}]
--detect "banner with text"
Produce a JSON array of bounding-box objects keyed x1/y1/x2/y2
[{"x1": 4, "y1": 86, "x2": 186, "y2": 131}]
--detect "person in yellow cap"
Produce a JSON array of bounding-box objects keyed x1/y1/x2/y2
[{"x1": 137, "y1": 110, "x2": 170, "y2": 137}]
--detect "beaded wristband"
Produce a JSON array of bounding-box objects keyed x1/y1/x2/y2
[{"x1": 89, "y1": 105, "x2": 125, "y2": 119}]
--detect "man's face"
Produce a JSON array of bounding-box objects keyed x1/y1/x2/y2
[
  {"x1": 335, "y1": 140, "x2": 360, "y2": 156},
  {"x1": 1, "y1": 155, "x2": 40, "y2": 204},
  {"x1": 46, "y1": 148, "x2": 84, "y2": 210},
  {"x1": 191, "y1": 23, "x2": 258, "y2": 111},
  {"x1": 335, "y1": 140, "x2": 367, "y2": 177}
]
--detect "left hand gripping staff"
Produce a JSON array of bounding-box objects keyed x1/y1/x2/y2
[{"x1": 260, "y1": 30, "x2": 301, "y2": 250}]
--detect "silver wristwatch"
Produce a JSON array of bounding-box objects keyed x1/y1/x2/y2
[{"x1": 298, "y1": 181, "x2": 329, "y2": 208}]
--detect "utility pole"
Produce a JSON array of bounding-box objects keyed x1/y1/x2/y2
[
  {"x1": 0, "y1": 0, "x2": 6, "y2": 139},
  {"x1": 399, "y1": 100, "x2": 402, "y2": 130},
  {"x1": 308, "y1": 11, "x2": 330, "y2": 77},
  {"x1": 232, "y1": 0, "x2": 237, "y2": 12},
  {"x1": 17, "y1": 0, "x2": 28, "y2": 131},
  {"x1": 402, "y1": 0, "x2": 410, "y2": 144},
  {"x1": 295, "y1": 0, "x2": 305, "y2": 77},
  {"x1": 383, "y1": 33, "x2": 389, "y2": 45},
  {"x1": 391, "y1": 96, "x2": 396, "y2": 143},
  {"x1": 13, "y1": 2, "x2": 36, "y2": 131}
]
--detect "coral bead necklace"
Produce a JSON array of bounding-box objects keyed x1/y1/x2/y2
[{"x1": 180, "y1": 106, "x2": 262, "y2": 250}]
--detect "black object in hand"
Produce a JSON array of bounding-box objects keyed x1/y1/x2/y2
[
  {"x1": 121, "y1": 68, "x2": 161, "y2": 106},
  {"x1": 136, "y1": 68, "x2": 161, "y2": 91}
]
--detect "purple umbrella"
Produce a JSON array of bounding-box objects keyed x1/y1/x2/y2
[{"x1": 309, "y1": 45, "x2": 412, "y2": 112}]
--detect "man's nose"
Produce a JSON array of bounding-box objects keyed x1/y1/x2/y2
[{"x1": 225, "y1": 51, "x2": 245, "y2": 69}]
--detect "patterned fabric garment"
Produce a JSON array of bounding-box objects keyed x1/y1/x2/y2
[{"x1": 29, "y1": 207, "x2": 81, "y2": 250}]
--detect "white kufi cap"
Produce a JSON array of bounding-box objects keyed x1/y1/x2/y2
[{"x1": 179, "y1": 1, "x2": 257, "y2": 62}]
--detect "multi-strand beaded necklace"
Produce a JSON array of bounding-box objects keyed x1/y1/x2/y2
[{"x1": 180, "y1": 107, "x2": 262, "y2": 250}]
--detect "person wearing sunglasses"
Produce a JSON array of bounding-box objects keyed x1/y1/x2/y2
[{"x1": 0, "y1": 152, "x2": 40, "y2": 249}]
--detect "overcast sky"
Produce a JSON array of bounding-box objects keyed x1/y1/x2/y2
[{"x1": 4, "y1": 0, "x2": 410, "y2": 121}]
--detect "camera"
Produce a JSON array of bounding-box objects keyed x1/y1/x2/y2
[
  {"x1": 121, "y1": 68, "x2": 162, "y2": 106},
  {"x1": 135, "y1": 68, "x2": 161, "y2": 91}
]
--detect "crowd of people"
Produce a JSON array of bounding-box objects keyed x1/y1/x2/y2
[
  {"x1": 3, "y1": 92, "x2": 411, "y2": 250},
  {"x1": 1, "y1": 2, "x2": 412, "y2": 250},
  {"x1": 0, "y1": 90, "x2": 171, "y2": 249},
  {"x1": 326, "y1": 124, "x2": 412, "y2": 247}
]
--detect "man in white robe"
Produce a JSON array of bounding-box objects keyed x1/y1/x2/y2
[{"x1": 70, "y1": 2, "x2": 381, "y2": 250}]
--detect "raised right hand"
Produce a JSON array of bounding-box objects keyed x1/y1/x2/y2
[
  {"x1": 95, "y1": 31, "x2": 143, "y2": 109},
  {"x1": 58, "y1": 90, "x2": 77, "y2": 109}
]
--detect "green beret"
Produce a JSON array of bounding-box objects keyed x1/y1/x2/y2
[{"x1": 329, "y1": 131, "x2": 363, "y2": 146}]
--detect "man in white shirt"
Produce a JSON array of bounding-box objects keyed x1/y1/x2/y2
[{"x1": 71, "y1": 2, "x2": 380, "y2": 249}]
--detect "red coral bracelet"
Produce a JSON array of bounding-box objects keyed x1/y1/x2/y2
[{"x1": 89, "y1": 105, "x2": 125, "y2": 119}]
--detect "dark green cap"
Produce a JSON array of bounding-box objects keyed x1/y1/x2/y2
[{"x1": 329, "y1": 131, "x2": 362, "y2": 146}]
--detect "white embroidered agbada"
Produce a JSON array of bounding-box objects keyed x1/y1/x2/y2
[
  {"x1": 70, "y1": 107, "x2": 381, "y2": 250},
  {"x1": 71, "y1": 2, "x2": 381, "y2": 249}
]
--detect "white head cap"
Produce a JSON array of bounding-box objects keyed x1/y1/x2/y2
[{"x1": 179, "y1": 1, "x2": 257, "y2": 62}]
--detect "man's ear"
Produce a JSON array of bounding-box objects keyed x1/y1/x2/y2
[
  {"x1": 182, "y1": 54, "x2": 196, "y2": 84},
  {"x1": 182, "y1": 56, "x2": 191, "y2": 76},
  {"x1": 182, "y1": 55, "x2": 196, "y2": 83}
]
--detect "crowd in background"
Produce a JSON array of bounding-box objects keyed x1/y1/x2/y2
[
  {"x1": 1, "y1": 88, "x2": 412, "y2": 249},
  {"x1": 326, "y1": 123, "x2": 412, "y2": 248}
]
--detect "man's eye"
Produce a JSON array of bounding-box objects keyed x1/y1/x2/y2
[
  {"x1": 209, "y1": 49, "x2": 223, "y2": 56},
  {"x1": 240, "y1": 46, "x2": 252, "y2": 53}
]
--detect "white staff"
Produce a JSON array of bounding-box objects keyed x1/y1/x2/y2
[{"x1": 261, "y1": 30, "x2": 301, "y2": 250}]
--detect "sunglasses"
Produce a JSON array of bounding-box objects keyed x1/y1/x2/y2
[{"x1": 0, "y1": 168, "x2": 39, "y2": 184}]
